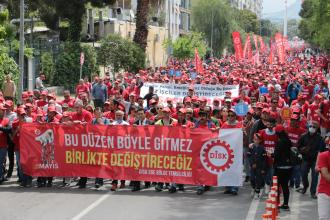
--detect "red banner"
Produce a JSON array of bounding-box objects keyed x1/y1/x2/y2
[
  {"x1": 253, "y1": 34, "x2": 259, "y2": 53},
  {"x1": 243, "y1": 35, "x2": 253, "y2": 61},
  {"x1": 232, "y1": 32, "x2": 243, "y2": 61},
  {"x1": 195, "y1": 48, "x2": 204, "y2": 74},
  {"x1": 259, "y1": 36, "x2": 266, "y2": 54},
  {"x1": 275, "y1": 33, "x2": 285, "y2": 64},
  {"x1": 20, "y1": 123, "x2": 245, "y2": 186}
]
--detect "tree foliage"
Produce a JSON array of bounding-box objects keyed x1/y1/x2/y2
[
  {"x1": 97, "y1": 34, "x2": 145, "y2": 73},
  {"x1": 165, "y1": 32, "x2": 207, "y2": 60},
  {"x1": 235, "y1": 9, "x2": 259, "y2": 33},
  {"x1": 192, "y1": 0, "x2": 232, "y2": 57},
  {"x1": 40, "y1": 52, "x2": 55, "y2": 85},
  {"x1": 2, "y1": 0, "x2": 116, "y2": 41},
  {"x1": 299, "y1": 0, "x2": 330, "y2": 52},
  {"x1": 53, "y1": 42, "x2": 98, "y2": 90},
  {"x1": 0, "y1": 53, "x2": 19, "y2": 86}
]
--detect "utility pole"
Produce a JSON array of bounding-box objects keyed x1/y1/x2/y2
[
  {"x1": 283, "y1": 0, "x2": 288, "y2": 37},
  {"x1": 18, "y1": 0, "x2": 24, "y2": 103},
  {"x1": 210, "y1": 8, "x2": 214, "y2": 57}
]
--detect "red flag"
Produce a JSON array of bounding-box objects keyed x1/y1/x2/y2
[
  {"x1": 283, "y1": 36, "x2": 291, "y2": 51},
  {"x1": 232, "y1": 32, "x2": 243, "y2": 61},
  {"x1": 259, "y1": 36, "x2": 266, "y2": 54},
  {"x1": 268, "y1": 38, "x2": 274, "y2": 64},
  {"x1": 243, "y1": 35, "x2": 252, "y2": 61},
  {"x1": 253, "y1": 34, "x2": 259, "y2": 53},
  {"x1": 195, "y1": 48, "x2": 203, "y2": 74},
  {"x1": 275, "y1": 33, "x2": 285, "y2": 63}
]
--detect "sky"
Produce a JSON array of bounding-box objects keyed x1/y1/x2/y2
[{"x1": 262, "y1": 0, "x2": 297, "y2": 14}]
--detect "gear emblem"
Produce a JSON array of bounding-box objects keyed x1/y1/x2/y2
[{"x1": 200, "y1": 138, "x2": 234, "y2": 174}]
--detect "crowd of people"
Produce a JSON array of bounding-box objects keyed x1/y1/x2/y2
[{"x1": 0, "y1": 51, "x2": 330, "y2": 218}]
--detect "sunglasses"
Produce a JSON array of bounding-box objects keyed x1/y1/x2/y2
[
  {"x1": 228, "y1": 114, "x2": 235, "y2": 117},
  {"x1": 309, "y1": 125, "x2": 317, "y2": 128}
]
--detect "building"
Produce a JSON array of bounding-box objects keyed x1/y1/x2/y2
[
  {"x1": 229, "y1": 0, "x2": 263, "y2": 18},
  {"x1": 84, "y1": 0, "x2": 192, "y2": 67}
]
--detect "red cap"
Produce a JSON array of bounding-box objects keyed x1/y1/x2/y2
[
  {"x1": 178, "y1": 108, "x2": 186, "y2": 114},
  {"x1": 262, "y1": 108, "x2": 270, "y2": 113},
  {"x1": 17, "y1": 108, "x2": 26, "y2": 115},
  {"x1": 290, "y1": 114, "x2": 300, "y2": 120},
  {"x1": 256, "y1": 102, "x2": 263, "y2": 109},
  {"x1": 41, "y1": 90, "x2": 48, "y2": 95},
  {"x1": 162, "y1": 107, "x2": 171, "y2": 113},
  {"x1": 149, "y1": 99, "x2": 157, "y2": 105},
  {"x1": 5, "y1": 100, "x2": 13, "y2": 107},
  {"x1": 48, "y1": 106, "x2": 57, "y2": 113}
]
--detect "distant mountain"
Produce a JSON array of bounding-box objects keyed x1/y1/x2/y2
[{"x1": 262, "y1": 0, "x2": 301, "y2": 22}]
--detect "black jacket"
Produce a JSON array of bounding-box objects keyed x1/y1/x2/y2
[
  {"x1": 248, "y1": 144, "x2": 268, "y2": 171},
  {"x1": 273, "y1": 133, "x2": 293, "y2": 168},
  {"x1": 297, "y1": 132, "x2": 326, "y2": 162}
]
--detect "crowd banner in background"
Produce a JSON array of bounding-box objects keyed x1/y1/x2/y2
[
  {"x1": 20, "y1": 124, "x2": 243, "y2": 186},
  {"x1": 140, "y1": 83, "x2": 239, "y2": 104}
]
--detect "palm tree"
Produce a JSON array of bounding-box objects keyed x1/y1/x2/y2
[{"x1": 133, "y1": 0, "x2": 150, "y2": 52}]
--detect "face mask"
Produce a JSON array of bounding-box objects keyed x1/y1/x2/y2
[
  {"x1": 308, "y1": 127, "x2": 316, "y2": 134},
  {"x1": 117, "y1": 119, "x2": 123, "y2": 124}
]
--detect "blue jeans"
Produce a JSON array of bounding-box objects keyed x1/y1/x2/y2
[
  {"x1": 0, "y1": 148, "x2": 7, "y2": 180},
  {"x1": 15, "y1": 151, "x2": 23, "y2": 181},
  {"x1": 290, "y1": 165, "x2": 301, "y2": 188},
  {"x1": 301, "y1": 160, "x2": 319, "y2": 194}
]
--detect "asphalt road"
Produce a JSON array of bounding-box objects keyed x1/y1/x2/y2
[{"x1": 0, "y1": 176, "x2": 318, "y2": 220}]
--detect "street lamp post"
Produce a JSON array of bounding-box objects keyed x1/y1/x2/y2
[{"x1": 18, "y1": 0, "x2": 25, "y2": 103}]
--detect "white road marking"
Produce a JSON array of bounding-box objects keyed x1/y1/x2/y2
[
  {"x1": 287, "y1": 189, "x2": 300, "y2": 220},
  {"x1": 245, "y1": 195, "x2": 261, "y2": 220},
  {"x1": 71, "y1": 193, "x2": 110, "y2": 220}
]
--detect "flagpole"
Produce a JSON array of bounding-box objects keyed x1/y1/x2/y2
[{"x1": 283, "y1": 0, "x2": 288, "y2": 37}]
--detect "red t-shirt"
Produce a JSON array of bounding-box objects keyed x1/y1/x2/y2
[
  {"x1": 259, "y1": 129, "x2": 278, "y2": 165},
  {"x1": 285, "y1": 126, "x2": 306, "y2": 147},
  {"x1": 59, "y1": 98, "x2": 75, "y2": 108},
  {"x1": 12, "y1": 120, "x2": 20, "y2": 151},
  {"x1": 76, "y1": 84, "x2": 89, "y2": 98},
  {"x1": 103, "y1": 111, "x2": 115, "y2": 120},
  {"x1": 71, "y1": 109, "x2": 93, "y2": 123},
  {"x1": 317, "y1": 151, "x2": 330, "y2": 196},
  {"x1": 221, "y1": 121, "x2": 243, "y2": 129},
  {"x1": 36, "y1": 100, "x2": 48, "y2": 108},
  {"x1": 0, "y1": 117, "x2": 9, "y2": 148},
  {"x1": 320, "y1": 100, "x2": 330, "y2": 129},
  {"x1": 307, "y1": 103, "x2": 320, "y2": 122}
]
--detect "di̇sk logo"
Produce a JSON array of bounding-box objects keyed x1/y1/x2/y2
[{"x1": 200, "y1": 138, "x2": 234, "y2": 174}]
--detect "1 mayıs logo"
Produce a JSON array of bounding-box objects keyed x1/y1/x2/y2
[
  {"x1": 200, "y1": 138, "x2": 234, "y2": 174},
  {"x1": 35, "y1": 129, "x2": 59, "y2": 169}
]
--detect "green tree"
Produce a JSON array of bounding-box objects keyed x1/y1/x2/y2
[
  {"x1": 166, "y1": 32, "x2": 207, "y2": 60},
  {"x1": 235, "y1": 9, "x2": 259, "y2": 34},
  {"x1": 98, "y1": 34, "x2": 145, "y2": 75},
  {"x1": 192, "y1": 0, "x2": 232, "y2": 57},
  {"x1": 0, "y1": 9, "x2": 19, "y2": 85},
  {"x1": 0, "y1": 53, "x2": 19, "y2": 86},
  {"x1": 4, "y1": 0, "x2": 116, "y2": 41},
  {"x1": 298, "y1": 0, "x2": 330, "y2": 52},
  {"x1": 40, "y1": 52, "x2": 55, "y2": 85},
  {"x1": 53, "y1": 42, "x2": 98, "y2": 90}
]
